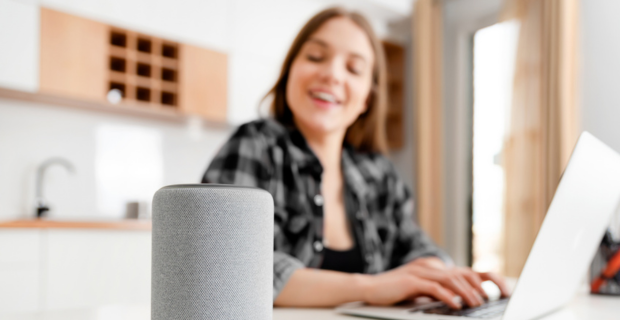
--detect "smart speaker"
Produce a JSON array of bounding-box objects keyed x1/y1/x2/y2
[{"x1": 152, "y1": 184, "x2": 274, "y2": 320}]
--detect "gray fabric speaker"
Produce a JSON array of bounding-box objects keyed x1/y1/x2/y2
[{"x1": 152, "y1": 184, "x2": 274, "y2": 320}]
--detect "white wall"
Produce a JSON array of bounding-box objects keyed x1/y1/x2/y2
[
  {"x1": 0, "y1": 99, "x2": 232, "y2": 219},
  {"x1": 580, "y1": 0, "x2": 620, "y2": 154},
  {"x1": 0, "y1": 0, "x2": 39, "y2": 92}
]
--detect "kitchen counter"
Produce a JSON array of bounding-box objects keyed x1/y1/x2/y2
[{"x1": 0, "y1": 219, "x2": 152, "y2": 230}]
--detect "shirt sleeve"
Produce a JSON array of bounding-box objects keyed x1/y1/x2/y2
[
  {"x1": 388, "y1": 165, "x2": 453, "y2": 268},
  {"x1": 273, "y1": 251, "x2": 305, "y2": 300},
  {"x1": 201, "y1": 122, "x2": 306, "y2": 300},
  {"x1": 202, "y1": 123, "x2": 272, "y2": 187}
]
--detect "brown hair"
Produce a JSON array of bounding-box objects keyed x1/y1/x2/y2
[{"x1": 265, "y1": 7, "x2": 388, "y2": 154}]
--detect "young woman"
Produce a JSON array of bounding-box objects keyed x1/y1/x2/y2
[{"x1": 202, "y1": 7, "x2": 509, "y2": 309}]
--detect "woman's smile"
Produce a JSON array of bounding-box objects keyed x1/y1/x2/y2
[{"x1": 308, "y1": 89, "x2": 343, "y2": 110}]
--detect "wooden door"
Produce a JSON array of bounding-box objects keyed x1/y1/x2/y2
[{"x1": 383, "y1": 41, "x2": 405, "y2": 150}]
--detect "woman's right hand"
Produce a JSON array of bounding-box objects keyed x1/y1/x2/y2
[{"x1": 355, "y1": 268, "x2": 462, "y2": 309}]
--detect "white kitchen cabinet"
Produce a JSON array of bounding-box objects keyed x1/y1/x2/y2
[
  {"x1": 44, "y1": 229, "x2": 151, "y2": 310},
  {"x1": 0, "y1": 263, "x2": 41, "y2": 313},
  {"x1": 0, "y1": 230, "x2": 42, "y2": 314},
  {"x1": 0, "y1": 227, "x2": 151, "y2": 314}
]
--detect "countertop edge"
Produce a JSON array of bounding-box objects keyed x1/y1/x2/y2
[{"x1": 0, "y1": 219, "x2": 152, "y2": 231}]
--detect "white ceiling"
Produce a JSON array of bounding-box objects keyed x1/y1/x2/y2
[
  {"x1": 309, "y1": 0, "x2": 415, "y2": 41},
  {"x1": 365, "y1": 0, "x2": 415, "y2": 15},
  {"x1": 312, "y1": 0, "x2": 415, "y2": 22}
]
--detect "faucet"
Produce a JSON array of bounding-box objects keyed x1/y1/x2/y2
[{"x1": 35, "y1": 157, "x2": 75, "y2": 218}]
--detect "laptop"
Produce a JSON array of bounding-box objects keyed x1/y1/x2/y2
[{"x1": 336, "y1": 131, "x2": 620, "y2": 320}]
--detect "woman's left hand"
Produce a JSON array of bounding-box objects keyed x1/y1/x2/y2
[{"x1": 402, "y1": 257, "x2": 511, "y2": 306}]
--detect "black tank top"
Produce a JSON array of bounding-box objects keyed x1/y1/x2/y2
[{"x1": 320, "y1": 244, "x2": 365, "y2": 273}]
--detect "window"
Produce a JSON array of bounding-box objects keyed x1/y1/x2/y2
[{"x1": 472, "y1": 21, "x2": 520, "y2": 273}]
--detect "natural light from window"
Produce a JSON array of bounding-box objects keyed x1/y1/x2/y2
[{"x1": 472, "y1": 21, "x2": 520, "y2": 274}]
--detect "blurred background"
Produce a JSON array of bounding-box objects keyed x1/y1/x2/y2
[{"x1": 1, "y1": 0, "x2": 619, "y2": 315}]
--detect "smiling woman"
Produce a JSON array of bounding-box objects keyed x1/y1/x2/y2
[
  {"x1": 269, "y1": 8, "x2": 388, "y2": 154},
  {"x1": 202, "y1": 7, "x2": 509, "y2": 309}
]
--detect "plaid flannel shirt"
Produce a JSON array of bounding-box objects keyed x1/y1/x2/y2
[{"x1": 202, "y1": 119, "x2": 450, "y2": 300}]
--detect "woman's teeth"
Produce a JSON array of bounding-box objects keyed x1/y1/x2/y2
[{"x1": 311, "y1": 91, "x2": 337, "y2": 103}]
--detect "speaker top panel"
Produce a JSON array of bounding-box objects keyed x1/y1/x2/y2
[{"x1": 159, "y1": 183, "x2": 269, "y2": 193}]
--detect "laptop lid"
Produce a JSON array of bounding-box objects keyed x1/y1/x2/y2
[{"x1": 502, "y1": 132, "x2": 620, "y2": 320}]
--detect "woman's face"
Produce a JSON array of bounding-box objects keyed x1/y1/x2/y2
[{"x1": 286, "y1": 17, "x2": 375, "y2": 137}]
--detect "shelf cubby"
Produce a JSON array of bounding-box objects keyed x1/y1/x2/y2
[{"x1": 107, "y1": 29, "x2": 179, "y2": 109}]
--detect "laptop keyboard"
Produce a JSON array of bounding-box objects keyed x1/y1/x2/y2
[{"x1": 417, "y1": 298, "x2": 509, "y2": 319}]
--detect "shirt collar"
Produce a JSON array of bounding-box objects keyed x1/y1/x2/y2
[
  {"x1": 276, "y1": 119, "x2": 369, "y2": 200},
  {"x1": 286, "y1": 124, "x2": 323, "y2": 175},
  {"x1": 342, "y1": 144, "x2": 369, "y2": 201}
]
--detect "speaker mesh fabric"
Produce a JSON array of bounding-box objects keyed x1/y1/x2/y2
[{"x1": 152, "y1": 184, "x2": 274, "y2": 320}]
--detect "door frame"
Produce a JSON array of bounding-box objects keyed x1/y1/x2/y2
[{"x1": 441, "y1": 0, "x2": 505, "y2": 266}]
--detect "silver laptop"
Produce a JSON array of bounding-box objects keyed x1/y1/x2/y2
[{"x1": 337, "y1": 132, "x2": 620, "y2": 320}]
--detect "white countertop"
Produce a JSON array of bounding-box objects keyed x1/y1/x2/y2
[{"x1": 3, "y1": 291, "x2": 619, "y2": 320}]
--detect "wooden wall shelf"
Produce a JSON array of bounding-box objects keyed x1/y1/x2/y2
[
  {"x1": 0, "y1": 219, "x2": 152, "y2": 231},
  {"x1": 37, "y1": 7, "x2": 228, "y2": 124},
  {"x1": 0, "y1": 87, "x2": 230, "y2": 129}
]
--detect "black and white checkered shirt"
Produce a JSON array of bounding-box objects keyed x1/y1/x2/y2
[{"x1": 202, "y1": 118, "x2": 450, "y2": 300}]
